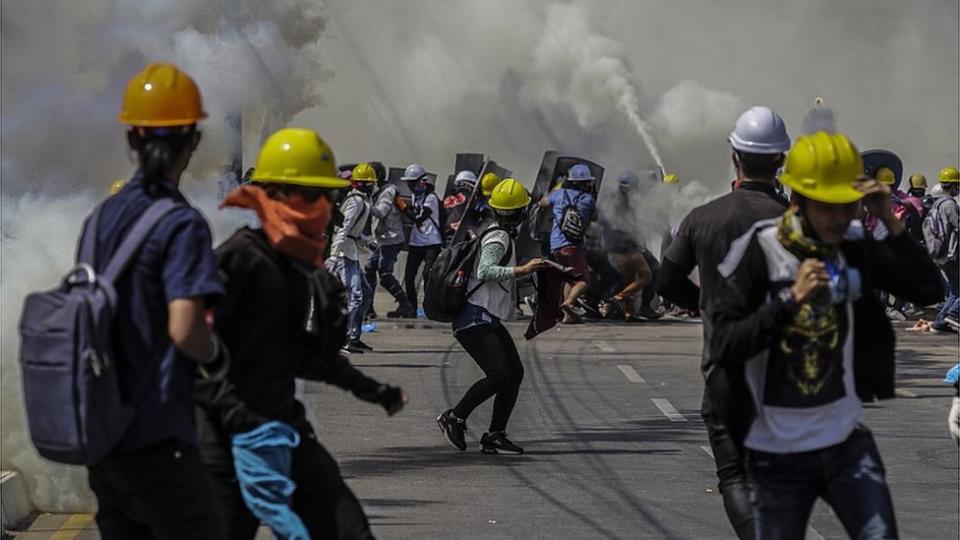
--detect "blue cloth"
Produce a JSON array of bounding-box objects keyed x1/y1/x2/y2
[
  {"x1": 91, "y1": 173, "x2": 223, "y2": 451},
  {"x1": 548, "y1": 188, "x2": 596, "y2": 250},
  {"x1": 232, "y1": 421, "x2": 308, "y2": 540},
  {"x1": 934, "y1": 263, "x2": 959, "y2": 330},
  {"x1": 945, "y1": 364, "x2": 960, "y2": 385},
  {"x1": 328, "y1": 257, "x2": 373, "y2": 341}
]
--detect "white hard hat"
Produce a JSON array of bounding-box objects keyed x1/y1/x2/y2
[
  {"x1": 454, "y1": 170, "x2": 477, "y2": 186},
  {"x1": 729, "y1": 106, "x2": 791, "y2": 154},
  {"x1": 401, "y1": 163, "x2": 427, "y2": 181}
]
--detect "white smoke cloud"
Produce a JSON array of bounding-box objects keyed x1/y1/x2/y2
[{"x1": 652, "y1": 80, "x2": 746, "y2": 144}]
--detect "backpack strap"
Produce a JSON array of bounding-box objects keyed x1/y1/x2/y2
[
  {"x1": 100, "y1": 199, "x2": 182, "y2": 284},
  {"x1": 77, "y1": 206, "x2": 104, "y2": 266}
]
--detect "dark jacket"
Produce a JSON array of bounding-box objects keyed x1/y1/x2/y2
[
  {"x1": 711, "y1": 228, "x2": 943, "y2": 406},
  {"x1": 198, "y1": 228, "x2": 381, "y2": 440}
]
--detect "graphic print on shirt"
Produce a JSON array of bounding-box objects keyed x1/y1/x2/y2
[{"x1": 765, "y1": 301, "x2": 849, "y2": 408}]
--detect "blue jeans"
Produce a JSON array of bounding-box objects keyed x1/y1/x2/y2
[
  {"x1": 364, "y1": 243, "x2": 407, "y2": 306},
  {"x1": 934, "y1": 262, "x2": 959, "y2": 329},
  {"x1": 746, "y1": 427, "x2": 898, "y2": 540},
  {"x1": 329, "y1": 258, "x2": 372, "y2": 341}
]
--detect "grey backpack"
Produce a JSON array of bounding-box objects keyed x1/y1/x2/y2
[{"x1": 19, "y1": 199, "x2": 180, "y2": 465}]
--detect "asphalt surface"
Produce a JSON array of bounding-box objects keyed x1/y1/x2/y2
[
  {"x1": 13, "y1": 314, "x2": 959, "y2": 539},
  {"x1": 306, "y1": 316, "x2": 959, "y2": 540}
]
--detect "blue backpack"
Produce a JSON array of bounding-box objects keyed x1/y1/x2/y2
[{"x1": 18, "y1": 199, "x2": 181, "y2": 465}]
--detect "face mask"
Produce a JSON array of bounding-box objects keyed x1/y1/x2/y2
[{"x1": 222, "y1": 185, "x2": 332, "y2": 268}]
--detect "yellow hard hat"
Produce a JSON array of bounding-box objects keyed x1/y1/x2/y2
[
  {"x1": 875, "y1": 167, "x2": 896, "y2": 185},
  {"x1": 939, "y1": 166, "x2": 960, "y2": 183},
  {"x1": 488, "y1": 178, "x2": 531, "y2": 210},
  {"x1": 109, "y1": 178, "x2": 126, "y2": 195},
  {"x1": 250, "y1": 128, "x2": 349, "y2": 189},
  {"x1": 351, "y1": 162, "x2": 378, "y2": 182},
  {"x1": 663, "y1": 173, "x2": 679, "y2": 184},
  {"x1": 118, "y1": 63, "x2": 207, "y2": 127},
  {"x1": 780, "y1": 131, "x2": 865, "y2": 204},
  {"x1": 909, "y1": 173, "x2": 927, "y2": 190},
  {"x1": 481, "y1": 172, "x2": 501, "y2": 196}
]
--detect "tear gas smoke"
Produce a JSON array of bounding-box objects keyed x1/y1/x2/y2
[{"x1": 803, "y1": 97, "x2": 839, "y2": 135}]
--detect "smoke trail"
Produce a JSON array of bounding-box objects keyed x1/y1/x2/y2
[{"x1": 525, "y1": 1, "x2": 665, "y2": 170}]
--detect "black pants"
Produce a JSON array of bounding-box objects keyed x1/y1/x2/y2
[
  {"x1": 453, "y1": 323, "x2": 525, "y2": 433},
  {"x1": 702, "y1": 372, "x2": 755, "y2": 540},
  {"x1": 202, "y1": 431, "x2": 374, "y2": 540},
  {"x1": 404, "y1": 244, "x2": 441, "y2": 310},
  {"x1": 639, "y1": 249, "x2": 660, "y2": 308},
  {"x1": 88, "y1": 439, "x2": 225, "y2": 540}
]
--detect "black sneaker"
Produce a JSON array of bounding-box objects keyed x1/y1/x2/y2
[
  {"x1": 637, "y1": 306, "x2": 661, "y2": 320},
  {"x1": 351, "y1": 339, "x2": 373, "y2": 351},
  {"x1": 387, "y1": 306, "x2": 417, "y2": 319},
  {"x1": 437, "y1": 410, "x2": 467, "y2": 451},
  {"x1": 480, "y1": 431, "x2": 523, "y2": 455},
  {"x1": 343, "y1": 342, "x2": 365, "y2": 354},
  {"x1": 365, "y1": 308, "x2": 378, "y2": 321}
]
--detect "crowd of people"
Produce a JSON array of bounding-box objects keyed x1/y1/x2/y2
[{"x1": 18, "y1": 62, "x2": 960, "y2": 539}]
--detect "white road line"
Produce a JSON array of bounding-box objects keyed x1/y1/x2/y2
[
  {"x1": 700, "y1": 446, "x2": 714, "y2": 458},
  {"x1": 617, "y1": 365, "x2": 645, "y2": 383},
  {"x1": 806, "y1": 526, "x2": 826, "y2": 540},
  {"x1": 895, "y1": 388, "x2": 917, "y2": 398},
  {"x1": 651, "y1": 398, "x2": 688, "y2": 422},
  {"x1": 595, "y1": 340, "x2": 615, "y2": 352}
]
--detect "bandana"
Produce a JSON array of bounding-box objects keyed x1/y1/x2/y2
[
  {"x1": 776, "y1": 207, "x2": 839, "y2": 260},
  {"x1": 222, "y1": 185, "x2": 332, "y2": 268}
]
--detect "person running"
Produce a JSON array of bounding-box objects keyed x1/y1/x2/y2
[
  {"x1": 366, "y1": 167, "x2": 416, "y2": 319},
  {"x1": 328, "y1": 162, "x2": 376, "y2": 353},
  {"x1": 928, "y1": 166, "x2": 960, "y2": 332},
  {"x1": 658, "y1": 106, "x2": 791, "y2": 539},
  {"x1": 538, "y1": 163, "x2": 597, "y2": 324},
  {"x1": 200, "y1": 128, "x2": 406, "y2": 540},
  {"x1": 437, "y1": 179, "x2": 548, "y2": 454},
  {"x1": 400, "y1": 163, "x2": 444, "y2": 316},
  {"x1": 84, "y1": 63, "x2": 227, "y2": 539},
  {"x1": 710, "y1": 131, "x2": 943, "y2": 540}
]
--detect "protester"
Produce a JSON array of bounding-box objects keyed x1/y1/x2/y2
[
  {"x1": 438, "y1": 179, "x2": 548, "y2": 454},
  {"x1": 710, "y1": 131, "x2": 943, "y2": 539},
  {"x1": 199, "y1": 128, "x2": 406, "y2": 539},
  {"x1": 658, "y1": 106, "x2": 791, "y2": 539},
  {"x1": 927, "y1": 166, "x2": 960, "y2": 332},
  {"x1": 327, "y1": 162, "x2": 377, "y2": 353},
  {"x1": 443, "y1": 170, "x2": 478, "y2": 243},
  {"x1": 539, "y1": 163, "x2": 597, "y2": 324},
  {"x1": 365, "y1": 166, "x2": 416, "y2": 319},
  {"x1": 400, "y1": 163, "x2": 444, "y2": 316},
  {"x1": 85, "y1": 63, "x2": 227, "y2": 539}
]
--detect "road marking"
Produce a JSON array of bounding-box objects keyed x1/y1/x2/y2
[
  {"x1": 50, "y1": 514, "x2": 94, "y2": 540},
  {"x1": 595, "y1": 341, "x2": 615, "y2": 352},
  {"x1": 806, "y1": 525, "x2": 826, "y2": 540},
  {"x1": 617, "y1": 365, "x2": 645, "y2": 383},
  {"x1": 651, "y1": 398, "x2": 687, "y2": 422},
  {"x1": 700, "y1": 445, "x2": 714, "y2": 458},
  {"x1": 895, "y1": 388, "x2": 917, "y2": 398}
]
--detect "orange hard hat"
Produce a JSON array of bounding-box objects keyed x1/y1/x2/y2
[{"x1": 118, "y1": 63, "x2": 207, "y2": 127}]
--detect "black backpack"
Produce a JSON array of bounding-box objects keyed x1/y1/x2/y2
[
  {"x1": 423, "y1": 227, "x2": 512, "y2": 322},
  {"x1": 560, "y1": 191, "x2": 585, "y2": 243}
]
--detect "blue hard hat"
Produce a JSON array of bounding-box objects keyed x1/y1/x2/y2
[{"x1": 567, "y1": 163, "x2": 595, "y2": 182}]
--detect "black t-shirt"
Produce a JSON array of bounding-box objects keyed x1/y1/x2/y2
[{"x1": 664, "y1": 182, "x2": 787, "y2": 374}]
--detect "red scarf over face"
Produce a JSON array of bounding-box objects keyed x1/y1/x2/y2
[{"x1": 222, "y1": 185, "x2": 332, "y2": 268}]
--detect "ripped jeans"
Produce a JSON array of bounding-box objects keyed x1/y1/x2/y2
[{"x1": 746, "y1": 426, "x2": 898, "y2": 540}]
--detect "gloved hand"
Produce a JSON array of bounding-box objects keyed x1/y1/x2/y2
[
  {"x1": 949, "y1": 396, "x2": 959, "y2": 442},
  {"x1": 377, "y1": 385, "x2": 406, "y2": 416}
]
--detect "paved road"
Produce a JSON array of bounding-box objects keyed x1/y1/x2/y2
[{"x1": 13, "y1": 317, "x2": 958, "y2": 539}]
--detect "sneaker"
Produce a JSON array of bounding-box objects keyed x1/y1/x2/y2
[
  {"x1": 387, "y1": 306, "x2": 417, "y2": 319},
  {"x1": 365, "y1": 308, "x2": 378, "y2": 321},
  {"x1": 885, "y1": 307, "x2": 907, "y2": 322},
  {"x1": 437, "y1": 410, "x2": 467, "y2": 451},
  {"x1": 637, "y1": 306, "x2": 661, "y2": 320},
  {"x1": 945, "y1": 316, "x2": 960, "y2": 331},
  {"x1": 343, "y1": 342, "x2": 365, "y2": 354},
  {"x1": 931, "y1": 323, "x2": 957, "y2": 334},
  {"x1": 351, "y1": 339, "x2": 373, "y2": 352},
  {"x1": 480, "y1": 431, "x2": 523, "y2": 455}
]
